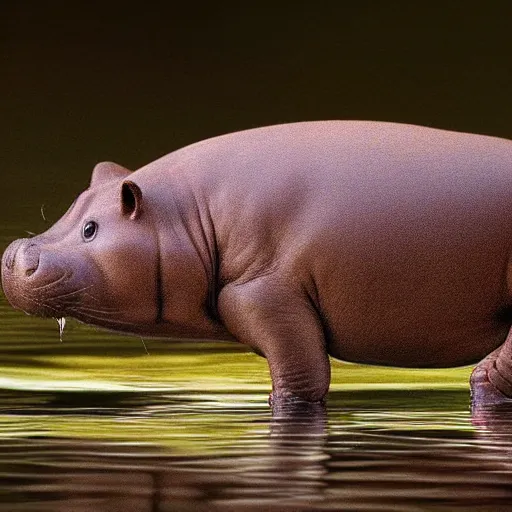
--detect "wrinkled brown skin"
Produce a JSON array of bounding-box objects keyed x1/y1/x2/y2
[{"x1": 3, "y1": 121, "x2": 512, "y2": 407}]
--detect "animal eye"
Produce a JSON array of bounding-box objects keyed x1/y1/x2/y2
[{"x1": 82, "y1": 221, "x2": 98, "y2": 241}]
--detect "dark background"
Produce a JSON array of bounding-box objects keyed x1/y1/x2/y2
[{"x1": 1, "y1": 1, "x2": 511, "y2": 226}]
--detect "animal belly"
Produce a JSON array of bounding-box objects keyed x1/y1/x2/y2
[{"x1": 326, "y1": 322, "x2": 510, "y2": 368}]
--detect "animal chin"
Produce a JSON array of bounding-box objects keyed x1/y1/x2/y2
[
  {"x1": 6, "y1": 290, "x2": 64, "y2": 318},
  {"x1": 20, "y1": 291, "x2": 75, "y2": 319},
  {"x1": 70, "y1": 308, "x2": 144, "y2": 335},
  {"x1": 8, "y1": 275, "x2": 87, "y2": 319}
]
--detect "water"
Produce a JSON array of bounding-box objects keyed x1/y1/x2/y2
[
  {"x1": 2, "y1": 229, "x2": 512, "y2": 511},
  {"x1": 56, "y1": 318, "x2": 66, "y2": 343},
  {"x1": 1, "y1": 388, "x2": 512, "y2": 511}
]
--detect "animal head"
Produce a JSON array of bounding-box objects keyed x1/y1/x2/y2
[{"x1": 1, "y1": 162, "x2": 161, "y2": 334}]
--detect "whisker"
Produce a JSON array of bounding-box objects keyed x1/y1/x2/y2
[
  {"x1": 33, "y1": 271, "x2": 72, "y2": 292},
  {"x1": 53, "y1": 286, "x2": 120, "y2": 313},
  {"x1": 67, "y1": 302, "x2": 121, "y2": 317},
  {"x1": 79, "y1": 290, "x2": 112, "y2": 305},
  {"x1": 19, "y1": 291, "x2": 59, "y2": 315},
  {"x1": 76, "y1": 304, "x2": 121, "y2": 315},
  {"x1": 40, "y1": 204, "x2": 47, "y2": 222},
  {"x1": 53, "y1": 285, "x2": 95, "y2": 301},
  {"x1": 68, "y1": 307, "x2": 136, "y2": 328},
  {"x1": 140, "y1": 338, "x2": 150, "y2": 355}
]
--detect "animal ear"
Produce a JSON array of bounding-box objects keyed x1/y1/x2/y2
[
  {"x1": 90, "y1": 161, "x2": 132, "y2": 187},
  {"x1": 121, "y1": 180, "x2": 143, "y2": 220}
]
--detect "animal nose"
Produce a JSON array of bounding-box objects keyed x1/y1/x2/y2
[
  {"x1": 2, "y1": 239, "x2": 40, "y2": 277},
  {"x1": 20, "y1": 243, "x2": 41, "y2": 276}
]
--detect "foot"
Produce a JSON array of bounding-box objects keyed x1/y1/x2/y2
[
  {"x1": 269, "y1": 392, "x2": 326, "y2": 417},
  {"x1": 470, "y1": 348, "x2": 512, "y2": 408}
]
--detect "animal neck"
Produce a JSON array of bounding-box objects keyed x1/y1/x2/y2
[{"x1": 153, "y1": 205, "x2": 225, "y2": 340}]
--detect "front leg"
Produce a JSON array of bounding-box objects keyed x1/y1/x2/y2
[{"x1": 218, "y1": 278, "x2": 331, "y2": 404}]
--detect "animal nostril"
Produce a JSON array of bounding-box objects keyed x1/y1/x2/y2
[
  {"x1": 8, "y1": 241, "x2": 42, "y2": 278},
  {"x1": 25, "y1": 267, "x2": 38, "y2": 277},
  {"x1": 23, "y1": 244, "x2": 40, "y2": 277}
]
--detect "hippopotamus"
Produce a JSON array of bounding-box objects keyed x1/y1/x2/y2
[{"x1": 2, "y1": 121, "x2": 512, "y2": 405}]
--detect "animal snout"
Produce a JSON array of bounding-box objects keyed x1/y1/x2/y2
[
  {"x1": 22, "y1": 243, "x2": 41, "y2": 276},
  {"x1": 2, "y1": 238, "x2": 40, "y2": 277}
]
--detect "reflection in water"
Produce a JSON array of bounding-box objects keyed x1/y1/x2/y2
[{"x1": 1, "y1": 390, "x2": 512, "y2": 511}]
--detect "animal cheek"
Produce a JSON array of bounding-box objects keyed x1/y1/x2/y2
[{"x1": 96, "y1": 251, "x2": 157, "y2": 297}]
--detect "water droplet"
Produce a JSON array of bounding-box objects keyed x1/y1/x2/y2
[
  {"x1": 57, "y1": 317, "x2": 66, "y2": 342},
  {"x1": 140, "y1": 337, "x2": 150, "y2": 355}
]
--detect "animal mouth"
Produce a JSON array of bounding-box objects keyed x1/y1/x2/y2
[
  {"x1": 4, "y1": 268, "x2": 82, "y2": 318},
  {"x1": 29, "y1": 275, "x2": 76, "y2": 317}
]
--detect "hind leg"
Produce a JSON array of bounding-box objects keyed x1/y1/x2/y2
[{"x1": 471, "y1": 330, "x2": 512, "y2": 406}]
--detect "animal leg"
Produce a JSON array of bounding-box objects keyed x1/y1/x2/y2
[
  {"x1": 471, "y1": 330, "x2": 512, "y2": 405},
  {"x1": 218, "y1": 278, "x2": 331, "y2": 404}
]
